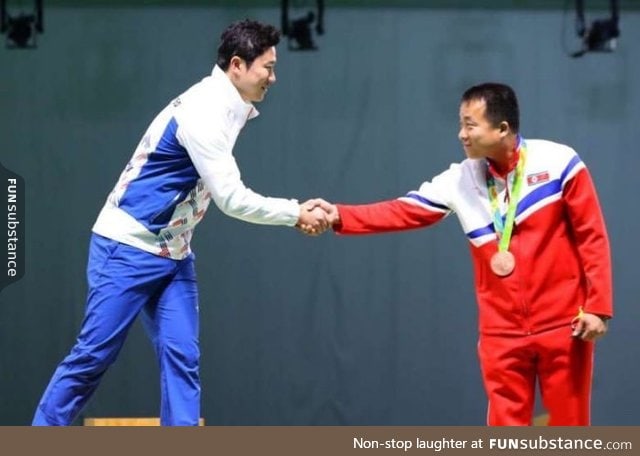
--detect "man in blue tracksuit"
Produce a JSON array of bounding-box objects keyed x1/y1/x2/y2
[{"x1": 32, "y1": 19, "x2": 329, "y2": 426}]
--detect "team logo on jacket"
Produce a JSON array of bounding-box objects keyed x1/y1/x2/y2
[{"x1": 526, "y1": 171, "x2": 550, "y2": 186}]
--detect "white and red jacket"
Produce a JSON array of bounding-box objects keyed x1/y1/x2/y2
[{"x1": 335, "y1": 139, "x2": 613, "y2": 336}]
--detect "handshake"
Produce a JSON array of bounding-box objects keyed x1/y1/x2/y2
[{"x1": 296, "y1": 198, "x2": 339, "y2": 236}]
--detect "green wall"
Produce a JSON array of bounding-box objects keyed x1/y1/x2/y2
[{"x1": 1, "y1": 5, "x2": 638, "y2": 425}]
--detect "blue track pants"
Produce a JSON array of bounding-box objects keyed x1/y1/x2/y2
[{"x1": 32, "y1": 233, "x2": 200, "y2": 425}]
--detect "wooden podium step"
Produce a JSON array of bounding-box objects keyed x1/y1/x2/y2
[{"x1": 84, "y1": 417, "x2": 205, "y2": 426}]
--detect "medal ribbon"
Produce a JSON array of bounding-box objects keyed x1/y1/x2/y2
[{"x1": 486, "y1": 138, "x2": 527, "y2": 253}]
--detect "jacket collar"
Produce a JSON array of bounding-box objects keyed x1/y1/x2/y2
[{"x1": 211, "y1": 65, "x2": 260, "y2": 121}]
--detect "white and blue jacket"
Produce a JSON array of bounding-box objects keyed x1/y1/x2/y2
[{"x1": 93, "y1": 65, "x2": 300, "y2": 259}]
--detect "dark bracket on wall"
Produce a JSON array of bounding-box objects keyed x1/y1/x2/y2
[
  {"x1": 281, "y1": 0, "x2": 324, "y2": 51},
  {"x1": 1, "y1": 0, "x2": 43, "y2": 49},
  {"x1": 571, "y1": 0, "x2": 620, "y2": 57}
]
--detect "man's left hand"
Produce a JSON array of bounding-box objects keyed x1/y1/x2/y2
[{"x1": 571, "y1": 313, "x2": 609, "y2": 341}]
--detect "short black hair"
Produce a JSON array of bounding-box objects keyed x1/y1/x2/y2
[
  {"x1": 461, "y1": 83, "x2": 520, "y2": 133},
  {"x1": 216, "y1": 19, "x2": 280, "y2": 71}
]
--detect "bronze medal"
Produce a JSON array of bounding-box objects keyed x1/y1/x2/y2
[{"x1": 490, "y1": 251, "x2": 515, "y2": 277}]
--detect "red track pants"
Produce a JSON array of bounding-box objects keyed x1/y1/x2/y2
[{"x1": 478, "y1": 325, "x2": 594, "y2": 426}]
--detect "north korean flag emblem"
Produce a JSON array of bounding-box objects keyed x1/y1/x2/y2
[{"x1": 527, "y1": 171, "x2": 550, "y2": 186}]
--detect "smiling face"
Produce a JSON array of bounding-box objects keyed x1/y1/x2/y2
[
  {"x1": 228, "y1": 46, "x2": 277, "y2": 103},
  {"x1": 458, "y1": 98, "x2": 508, "y2": 161}
]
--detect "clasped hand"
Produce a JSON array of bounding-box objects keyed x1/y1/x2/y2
[{"x1": 296, "y1": 198, "x2": 339, "y2": 236}]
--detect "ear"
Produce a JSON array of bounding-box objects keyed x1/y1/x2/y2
[
  {"x1": 498, "y1": 121, "x2": 510, "y2": 137},
  {"x1": 229, "y1": 55, "x2": 245, "y2": 73}
]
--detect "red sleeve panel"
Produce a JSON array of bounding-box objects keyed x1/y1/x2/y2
[
  {"x1": 563, "y1": 168, "x2": 613, "y2": 318},
  {"x1": 334, "y1": 199, "x2": 447, "y2": 235}
]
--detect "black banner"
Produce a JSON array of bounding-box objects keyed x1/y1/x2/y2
[{"x1": 0, "y1": 161, "x2": 25, "y2": 292}]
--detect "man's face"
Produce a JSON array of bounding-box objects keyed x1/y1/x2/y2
[
  {"x1": 232, "y1": 46, "x2": 277, "y2": 103},
  {"x1": 458, "y1": 98, "x2": 504, "y2": 160}
]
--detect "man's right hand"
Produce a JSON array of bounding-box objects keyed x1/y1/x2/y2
[{"x1": 296, "y1": 198, "x2": 340, "y2": 235}]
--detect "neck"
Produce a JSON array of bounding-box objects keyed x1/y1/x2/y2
[{"x1": 488, "y1": 136, "x2": 519, "y2": 176}]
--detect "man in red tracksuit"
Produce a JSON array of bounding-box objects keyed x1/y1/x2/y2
[{"x1": 307, "y1": 83, "x2": 613, "y2": 425}]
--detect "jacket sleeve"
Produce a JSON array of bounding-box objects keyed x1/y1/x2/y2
[
  {"x1": 335, "y1": 198, "x2": 449, "y2": 234},
  {"x1": 334, "y1": 168, "x2": 456, "y2": 234},
  {"x1": 176, "y1": 110, "x2": 300, "y2": 227},
  {"x1": 562, "y1": 166, "x2": 613, "y2": 318}
]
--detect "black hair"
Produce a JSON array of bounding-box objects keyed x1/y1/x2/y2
[
  {"x1": 216, "y1": 19, "x2": 280, "y2": 71},
  {"x1": 461, "y1": 83, "x2": 520, "y2": 133}
]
